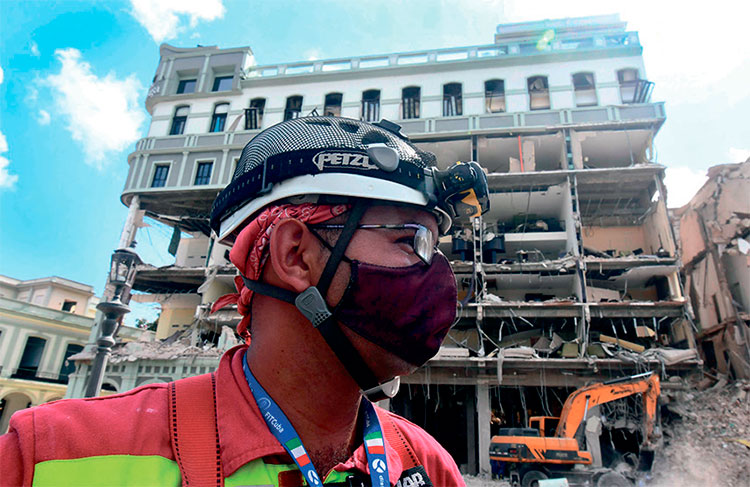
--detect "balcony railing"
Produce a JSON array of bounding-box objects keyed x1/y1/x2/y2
[{"x1": 242, "y1": 32, "x2": 640, "y2": 80}]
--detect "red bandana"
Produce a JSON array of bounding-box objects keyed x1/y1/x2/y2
[{"x1": 211, "y1": 203, "x2": 349, "y2": 340}]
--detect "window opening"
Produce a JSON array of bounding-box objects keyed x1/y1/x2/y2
[
  {"x1": 169, "y1": 105, "x2": 189, "y2": 135},
  {"x1": 484, "y1": 79, "x2": 505, "y2": 113},
  {"x1": 212, "y1": 75, "x2": 233, "y2": 92},
  {"x1": 61, "y1": 300, "x2": 77, "y2": 313},
  {"x1": 573, "y1": 72, "x2": 597, "y2": 107},
  {"x1": 151, "y1": 165, "x2": 169, "y2": 188},
  {"x1": 58, "y1": 344, "x2": 83, "y2": 382},
  {"x1": 284, "y1": 96, "x2": 303, "y2": 121},
  {"x1": 617, "y1": 68, "x2": 653, "y2": 104},
  {"x1": 176, "y1": 79, "x2": 196, "y2": 94},
  {"x1": 443, "y1": 83, "x2": 463, "y2": 116},
  {"x1": 194, "y1": 161, "x2": 213, "y2": 185},
  {"x1": 361, "y1": 90, "x2": 380, "y2": 122},
  {"x1": 402, "y1": 87, "x2": 420, "y2": 119},
  {"x1": 14, "y1": 337, "x2": 46, "y2": 379},
  {"x1": 324, "y1": 93, "x2": 343, "y2": 117},
  {"x1": 245, "y1": 98, "x2": 265, "y2": 130},
  {"x1": 210, "y1": 103, "x2": 229, "y2": 132},
  {"x1": 528, "y1": 76, "x2": 550, "y2": 110}
]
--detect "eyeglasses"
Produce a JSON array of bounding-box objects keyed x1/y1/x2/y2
[{"x1": 308, "y1": 223, "x2": 437, "y2": 264}]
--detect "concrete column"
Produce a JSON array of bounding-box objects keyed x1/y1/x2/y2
[
  {"x1": 466, "y1": 388, "x2": 477, "y2": 474},
  {"x1": 120, "y1": 362, "x2": 139, "y2": 393},
  {"x1": 118, "y1": 195, "x2": 141, "y2": 249},
  {"x1": 584, "y1": 407, "x2": 603, "y2": 467},
  {"x1": 476, "y1": 384, "x2": 491, "y2": 475}
]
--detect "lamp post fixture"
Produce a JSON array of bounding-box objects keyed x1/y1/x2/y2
[{"x1": 83, "y1": 246, "x2": 141, "y2": 398}]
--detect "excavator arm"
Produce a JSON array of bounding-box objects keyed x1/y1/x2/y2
[{"x1": 555, "y1": 371, "x2": 661, "y2": 443}]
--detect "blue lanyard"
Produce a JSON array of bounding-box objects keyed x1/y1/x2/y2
[{"x1": 242, "y1": 354, "x2": 390, "y2": 486}]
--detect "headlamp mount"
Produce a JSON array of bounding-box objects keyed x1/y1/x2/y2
[{"x1": 427, "y1": 161, "x2": 490, "y2": 223}]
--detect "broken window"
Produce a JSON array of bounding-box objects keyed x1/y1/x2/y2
[
  {"x1": 484, "y1": 79, "x2": 505, "y2": 113},
  {"x1": 245, "y1": 98, "x2": 265, "y2": 130},
  {"x1": 176, "y1": 79, "x2": 196, "y2": 94},
  {"x1": 194, "y1": 161, "x2": 213, "y2": 185},
  {"x1": 284, "y1": 95, "x2": 303, "y2": 121},
  {"x1": 151, "y1": 164, "x2": 169, "y2": 188},
  {"x1": 14, "y1": 337, "x2": 46, "y2": 379},
  {"x1": 572, "y1": 72, "x2": 597, "y2": 107},
  {"x1": 402, "y1": 86, "x2": 420, "y2": 119},
  {"x1": 61, "y1": 300, "x2": 76, "y2": 313},
  {"x1": 212, "y1": 75, "x2": 233, "y2": 92},
  {"x1": 324, "y1": 92, "x2": 343, "y2": 116},
  {"x1": 617, "y1": 68, "x2": 653, "y2": 104},
  {"x1": 169, "y1": 105, "x2": 189, "y2": 135},
  {"x1": 361, "y1": 89, "x2": 380, "y2": 122},
  {"x1": 528, "y1": 76, "x2": 550, "y2": 110},
  {"x1": 443, "y1": 83, "x2": 463, "y2": 116},
  {"x1": 210, "y1": 103, "x2": 229, "y2": 132}
]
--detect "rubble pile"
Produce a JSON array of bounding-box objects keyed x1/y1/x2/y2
[{"x1": 652, "y1": 378, "x2": 750, "y2": 487}]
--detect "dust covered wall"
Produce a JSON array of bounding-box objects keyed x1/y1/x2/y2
[
  {"x1": 723, "y1": 252, "x2": 750, "y2": 312},
  {"x1": 678, "y1": 209, "x2": 707, "y2": 266},
  {"x1": 685, "y1": 253, "x2": 734, "y2": 332},
  {"x1": 581, "y1": 225, "x2": 647, "y2": 253},
  {"x1": 643, "y1": 198, "x2": 676, "y2": 256}
]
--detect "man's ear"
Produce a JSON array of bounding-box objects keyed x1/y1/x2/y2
[{"x1": 267, "y1": 219, "x2": 323, "y2": 293}]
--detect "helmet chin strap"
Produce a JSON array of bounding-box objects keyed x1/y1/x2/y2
[{"x1": 240, "y1": 199, "x2": 400, "y2": 402}]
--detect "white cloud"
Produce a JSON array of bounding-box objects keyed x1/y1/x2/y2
[
  {"x1": 37, "y1": 109, "x2": 51, "y2": 125},
  {"x1": 45, "y1": 48, "x2": 145, "y2": 167},
  {"x1": 0, "y1": 131, "x2": 18, "y2": 190},
  {"x1": 0, "y1": 66, "x2": 4, "y2": 84},
  {"x1": 664, "y1": 166, "x2": 708, "y2": 208},
  {"x1": 305, "y1": 48, "x2": 322, "y2": 61},
  {"x1": 729, "y1": 147, "x2": 750, "y2": 163},
  {"x1": 30, "y1": 41, "x2": 40, "y2": 57},
  {"x1": 129, "y1": 0, "x2": 225, "y2": 42}
]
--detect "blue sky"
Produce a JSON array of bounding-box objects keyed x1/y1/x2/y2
[{"x1": 1, "y1": 1, "x2": 748, "y2": 324}]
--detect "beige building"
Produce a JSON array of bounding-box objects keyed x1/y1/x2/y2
[{"x1": 0, "y1": 275, "x2": 97, "y2": 432}]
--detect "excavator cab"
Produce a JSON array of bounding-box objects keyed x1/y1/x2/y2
[{"x1": 528, "y1": 416, "x2": 559, "y2": 437}]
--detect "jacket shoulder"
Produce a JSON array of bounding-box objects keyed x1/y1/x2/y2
[{"x1": 9, "y1": 382, "x2": 174, "y2": 464}]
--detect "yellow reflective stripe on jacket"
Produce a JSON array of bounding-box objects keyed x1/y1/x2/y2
[{"x1": 32, "y1": 455, "x2": 355, "y2": 486}]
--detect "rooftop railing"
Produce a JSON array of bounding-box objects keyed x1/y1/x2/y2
[{"x1": 243, "y1": 32, "x2": 640, "y2": 80}]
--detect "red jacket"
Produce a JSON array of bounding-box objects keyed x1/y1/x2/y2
[{"x1": 1, "y1": 345, "x2": 464, "y2": 486}]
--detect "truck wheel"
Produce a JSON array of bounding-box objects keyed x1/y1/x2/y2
[
  {"x1": 595, "y1": 471, "x2": 632, "y2": 487},
  {"x1": 521, "y1": 470, "x2": 548, "y2": 487}
]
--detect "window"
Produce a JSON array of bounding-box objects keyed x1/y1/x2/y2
[
  {"x1": 572, "y1": 72, "x2": 597, "y2": 107},
  {"x1": 14, "y1": 337, "x2": 46, "y2": 379},
  {"x1": 58, "y1": 344, "x2": 83, "y2": 382},
  {"x1": 245, "y1": 98, "x2": 266, "y2": 130},
  {"x1": 212, "y1": 75, "x2": 233, "y2": 92},
  {"x1": 151, "y1": 164, "x2": 169, "y2": 187},
  {"x1": 361, "y1": 90, "x2": 380, "y2": 122},
  {"x1": 61, "y1": 300, "x2": 76, "y2": 313},
  {"x1": 443, "y1": 83, "x2": 462, "y2": 116},
  {"x1": 484, "y1": 79, "x2": 505, "y2": 113},
  {"x1": 169, "y1": 105, "x2": 189, "y2": 135},
  {"x1": 176, "y1": 79, "x2": 196, "y2": 94},
  {"x1": 210, "y1": 103, "x2": 229, "y2": 132},
  {"x1": 402, "y1": 87, "x2": 420, "y2": 119},
  {"x1": 284, "y1": 95, "x2": 303, "y2": 121},
  {"x1": 194, "y1": 161, "x2": 213, "y2": 185},
  {"x1": 527, "y1": 76, "x2": 550, "y2": 110},
  {"x1": 617, "y1": 68, "x2": 652, "y2": 104},
  {"x1": 324, "y1": 93, "x2": 343, "y2": 117}
]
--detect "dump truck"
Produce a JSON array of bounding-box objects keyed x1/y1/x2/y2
[{"x1": 489, "y1": 372, "x2": 660, "y2": 487}]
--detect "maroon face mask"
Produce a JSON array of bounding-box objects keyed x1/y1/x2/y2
[{"x1": 332, "y1": 252, "x2": 457, "y2": 366}]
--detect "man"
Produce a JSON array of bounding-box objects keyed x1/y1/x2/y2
[{"x1": 0, "y1": 117, "x2": 488, "y2": 486}]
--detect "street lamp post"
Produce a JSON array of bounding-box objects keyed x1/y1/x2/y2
[{"x1": 83, "y1": 247, "x2": 141, "y2": 398}]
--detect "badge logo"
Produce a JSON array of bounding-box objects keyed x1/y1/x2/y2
[
  {"x1": 257, "y1": 397, "x2": 271, "y2": 410},
  {"x1": 312, "y1": 151, "x2": 379, "y2": 171},
  {"x1": 307, "y1": 470, "x2": 321, "y2": 485},
  {"x1": 372, "y1": 458, "x2": 387, "y2": 474}
]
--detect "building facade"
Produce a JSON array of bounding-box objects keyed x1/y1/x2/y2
[
  {"x1": 0, "y1": 275, "x2": 97, "y2": 432},
  {"x1": 103, "y1": 15, "x2": 699, "y2": 473}
]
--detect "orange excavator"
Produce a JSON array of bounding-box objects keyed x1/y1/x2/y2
[{"x1": 489, "y1": 372, "x2": 661, "y2": 487}]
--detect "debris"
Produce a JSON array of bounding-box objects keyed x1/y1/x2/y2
[
  {"x1": 636, "y1": 325, "x2": 657, "y2": 338},
  {"x1": 599, "y1": 334, "x2": 646, "y2": 353}
]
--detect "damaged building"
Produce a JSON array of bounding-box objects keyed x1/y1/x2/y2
[
  {"x1": 69, "y1": 15, "x2": 701, "y2": 474},
  {"x1": 673, "y1": 160, "x2": 750, "y2": 380}
]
